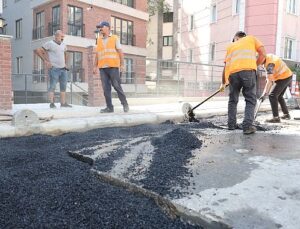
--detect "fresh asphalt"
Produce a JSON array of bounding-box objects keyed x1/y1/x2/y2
[{"x1": 0, "y1": 124, "x2": 203, "y2": 228}]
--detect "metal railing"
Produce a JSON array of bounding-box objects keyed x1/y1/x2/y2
[
  {"x1": 32, "y1": 26, "x2": 45, "y2": 40},
  {"x1": 67, "y1": 23, "x2": 85, "y2": 37},
  {"x1": 48, "y1": 22, "x2": 61, "y2": 36},
  {"x1": 111, "y1": 30, "x2": 135, "y2": 46},
  {"x1": 12, "y1": 73, "x2": 88, "y2": 105}
]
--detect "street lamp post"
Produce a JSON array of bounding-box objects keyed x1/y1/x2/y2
[
  {"x1": 94, "y1": 28, "x2": 100, "y2": 45},
  {"x1": 0, "y1": 16, "x2": 6, "y2": 35}
]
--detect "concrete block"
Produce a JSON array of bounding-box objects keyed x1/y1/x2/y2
[{"x1": 12, "y1": 109, "x2": 40, "y2": 127}]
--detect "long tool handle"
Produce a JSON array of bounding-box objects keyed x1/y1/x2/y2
[
  {"x1": 191, "y1": 89, "x2": 222, "y2": 111},
  {"x1": 254, "y1": 99, "x2": 263, "y2": 120}
]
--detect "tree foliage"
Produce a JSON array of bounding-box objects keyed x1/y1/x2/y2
[{"x1": 147, "y1": 0, "x2": 170, "y2": 16}]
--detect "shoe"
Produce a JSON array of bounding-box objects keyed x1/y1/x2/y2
[
  {"x1": 123, "y1": 104, "x2": 129, "y2": 113},
  {"x1": 50, "y1": 103, "x2": 56, "y2": 108},
  {"x1": 100, "y1": 107, "x2": 114, "y2": 113},
  {"x1": 243, "y1": 126, "x2": 257, "y2": 135},
  {"x1": 228, "y1": 124, "x2": 241, "y2": 130},
  {"x1": 281, "y1": 114, "x2": 291, "y2": 120},
  {"x1": 61, "y1": 103, "x2": 72, "y2": 108},
  {"x1": 265, "y1": 117, "x2": 280, "y2": 123}
]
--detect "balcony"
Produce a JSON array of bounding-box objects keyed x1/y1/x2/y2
[
  {"x1": 111, "y1": 30, "x2": 135, "y2": 46},
  {"x1": 48, "y1": 22, "x2": 61, "y2": 36},
  {"x1": 68, "y1": 23, "x2": 85, "y2": 37},
  {"x1": 32, "y1": 26, "x2": 45, "y2": 40}
]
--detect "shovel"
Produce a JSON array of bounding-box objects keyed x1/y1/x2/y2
[
  {"x1": 182, "y1": 88, "x2": 225, "y2": 122},
  {"x1": 254, "y1": 98, "x2": 264, "y2": 120}
]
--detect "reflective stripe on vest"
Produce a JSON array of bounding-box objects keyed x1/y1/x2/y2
[
  {"x1": 224, "y1": 36, "x2": 258, "y2": 83},
  {"x1": 96, "y1": 35, "x2": 120, "y2": 68},
  {"x1": 265, "y1": 54, "x2": 292, "y2": 81}
]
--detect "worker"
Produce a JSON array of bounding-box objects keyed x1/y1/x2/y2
[
  {"x1": 259, "y1": 54, "x2": 293, "y2": 122},
  {"x1": 220, "y1": 31, "x2": 266, "y2": 134}
]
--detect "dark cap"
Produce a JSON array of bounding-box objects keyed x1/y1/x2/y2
[
  {"x1": 232, "y1": 31, "x2": 247, "y2": 42},
  {"x1": 96, "y1": 21, "x2": 110, "y2": 28}
]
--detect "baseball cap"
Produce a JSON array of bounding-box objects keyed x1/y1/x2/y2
[{"x1": 96, "y1": 21, "x2": 110, "y2": 28}]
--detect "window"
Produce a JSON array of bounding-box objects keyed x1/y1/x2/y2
[
  {"x1": 16, "y1": 56, "x2": 23, "y2": 74},
  {"x1": 161, "y1": 61, "x2": 173, "y2": 69},
  {"x1": 233, "y1": 0, "x2": 240, "y2": 15},
  {"x1": 284, "y1": 37, "x2": 296, "y2": 59},
  {"x1": 209, "y1": 42, "x2": 216, "y2": 62},
  {"x1": 287, "y1": 0, "x2": 297, "y2": 14},
  {"x1": 163, "y1": 12, "x2": 173, "y2": 23},
  {"x1": 15, "y1": 19, "x2": 22, "y2": 39},
  {"x1": 50, "y1": 5, "x2": 60, "y2": 35},
  {"x1": 67, "y1": 51, "x2": 83, "y2": 82},
  {"x1": 188, "y1": 49, "x2": 193, "y2": 63},
  {"x1": 111, "y1": 16, "x2": 134, "y2": 45},
  {"x1": 34, "y1": 11, "x2": 45, "y2": 39},
  {"x1": 110, "y1": 0, "x2": 134, "y2": 8},
  {"x1": 68, "y1": 5, "x2": 84, "y2": 37},
  {"x1": 123, "y1": 58, "x2": 134, "y2": 83},
  {"x1": 189, "y1": 15, "x2": 194, "y2": 31},
  {"x1": 163, "y1": 36, "x2": 173, "y2": 46},
  {"x1": 211, "y1": 4, "x2": 217, "y2": 23}
]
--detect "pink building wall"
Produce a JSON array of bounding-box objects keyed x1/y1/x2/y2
[{"x1": 245, "y1": 0, "x2": 278, "y2": 53}]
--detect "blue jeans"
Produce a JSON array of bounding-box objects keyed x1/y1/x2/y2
[
  {"x1": 99, "y1": 67, "x2": 128, "y2": 109},
  {"x1": 228, "y1": 70, "x2": 257, "y2": 130},
  {"x1": 48, "y1": 67, "x2": 68, "y2": 92}
]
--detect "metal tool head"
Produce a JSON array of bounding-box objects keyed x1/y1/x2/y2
[{"x1": 181, "y1": 103, "x2": 198, "y2": 122}]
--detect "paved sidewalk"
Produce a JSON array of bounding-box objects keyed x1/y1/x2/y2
[{"x1": 0, "y1": 96, "x2": 272, "y2": 138}]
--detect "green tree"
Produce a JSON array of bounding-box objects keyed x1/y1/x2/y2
[
  {"x1": 290, "y1": 65, "x2": 300, "y2": 81},
  {"x1": 147, "y1": 0, "x2": 170, "y2": 16}
]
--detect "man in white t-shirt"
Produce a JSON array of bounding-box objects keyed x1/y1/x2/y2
[{"x1": 35, "y1": 30, "x2": 72, "y2": 108}]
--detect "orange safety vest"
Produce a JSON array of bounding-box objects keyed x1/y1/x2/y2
[
  {"x1": 265, "y1": 54, "x2": 292, "y2": 81},
  {"x1": 224, "y1": 35, "x2": 263, "y2": 84},
  {"x1": 96, "y1": 35, "x2": 120, "y2": 68}
]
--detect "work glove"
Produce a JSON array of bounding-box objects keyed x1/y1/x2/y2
[
  {"x1": 219, "y1": 84, "x2": 226, "y2": 92},
  {"x1": 259, "y1": 94, "x2": 267, "y2": 102}
]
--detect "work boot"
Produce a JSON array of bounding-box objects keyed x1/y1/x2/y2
[
  {"x1": 228, "y1": 123, "x2": 242, "y2": 130},
  {"x1": 61, "y1": 103, "x2": 72, "y2": 108},
  {"x1": 50, "y1": 103, "x2": 56, "y2": 109},
  {"x1": 123, "y1": 104, "x2": 129, "y2": 113},
  {"x1": 281, "y1": 114, "x2": 291, "y2": 120},
  {"x1": 243, "y1": 126, "x2": 257, "y2": 135},
  {"x1": 100, "y1": 107, "x2": 114, "y2": 113},
  {"x1": 265, "y1": 117, "x2": 281, "y2": 123}
]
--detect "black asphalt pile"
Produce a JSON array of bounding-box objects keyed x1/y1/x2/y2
[
  {"x1": 141, "y1": 128, "x2": 202, "y2": 197},
  {"x1": 0, "y1": 133, "x2": 201, "y2": 228}
]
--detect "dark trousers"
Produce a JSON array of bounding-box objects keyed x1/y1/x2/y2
[
  {"x1": 99, "y1": 68, "x2": 128, "y2": 109},
  {"x1": 228, "y1": 70, "x2": 257, "y2": 130},
  {"x1": 269, "y1": 76, "x2": 292, "y2": 117}
]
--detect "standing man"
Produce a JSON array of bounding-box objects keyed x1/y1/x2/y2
[
  {"x1": 35, "y1": 30, "x2": 72, "y2": 108},
  {"x1": 259, "y1": 54, "x2": 293, "y2": 122},
  {"x1": 93, "y1": 21, "x2": 129, "y2": 113},
  {"x1": 220, "y1": 31, "x2": 266, "y2": 134}
]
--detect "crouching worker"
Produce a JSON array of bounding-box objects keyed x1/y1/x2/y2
[{"x1": 259, "y1": 54, "x2": 293, "y2": 123}]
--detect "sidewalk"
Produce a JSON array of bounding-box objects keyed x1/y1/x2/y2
[{"x1": 0, "y1": 97, "x2": 272, "y2": 138}]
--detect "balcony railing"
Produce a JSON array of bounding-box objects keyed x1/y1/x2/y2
[
  {"x1": 68, "y1": 23, "x2": 85, "y2": 37},
  {"x1": 111, "y1": 30, "x2": 135, "y2": 46},
  {"x1": 32, "y1": 26, "x2": 45, "y2": 40},
  {"x1": 48, "y1": 22, "x2": 61, "y2": 36}
]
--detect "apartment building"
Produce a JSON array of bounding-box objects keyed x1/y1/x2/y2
[
  {"x1": 2, "y1": 0, "x2": 148, "y2": 102},
  {"x1": 147, "y1": 0, "x2": 300, "y2": 96}
]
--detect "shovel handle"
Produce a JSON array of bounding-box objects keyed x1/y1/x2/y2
[{"x1": 191, "y1": 89, "x2": 222, "y2": 111}]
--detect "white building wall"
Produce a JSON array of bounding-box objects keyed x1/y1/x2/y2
[{"x1": 2, "y1": 0, "x2": 33, "y2": 74}]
